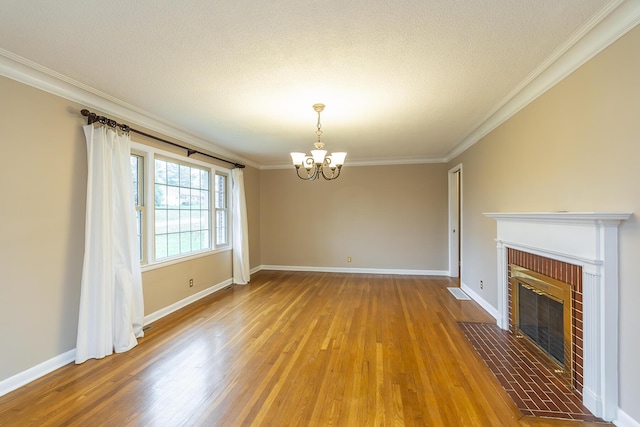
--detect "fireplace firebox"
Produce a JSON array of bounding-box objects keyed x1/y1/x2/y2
[{"x1": 511, "y1": 265, "x2": 573, "y2": 385}]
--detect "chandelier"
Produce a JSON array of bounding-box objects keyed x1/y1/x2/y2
[{"x1": 290, "y1": 103, "x2": 347, "y2": 181}]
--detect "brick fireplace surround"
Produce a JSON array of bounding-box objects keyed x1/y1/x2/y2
[
  {"x1": 484, "y1": 212, "x2": 630, "y2": 422},
  {"x1": 507, "y1": 249, "x2": 584, "y2": 394}
]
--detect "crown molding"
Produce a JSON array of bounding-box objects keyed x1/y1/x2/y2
[
  {"x1": 0, "y1": 49, "x2": 260, "y2": 170},
  {"x1": 444, "y1": 0, "x2": 640, "y2": 162}
]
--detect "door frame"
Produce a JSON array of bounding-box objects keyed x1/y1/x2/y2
[{"x1": 448, "y1": 164, "x2": 462, "y2": 278}]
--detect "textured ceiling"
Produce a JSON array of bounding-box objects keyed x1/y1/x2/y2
[{"x1": 0, "y1": 0, "x2": 620, "y2": 167}]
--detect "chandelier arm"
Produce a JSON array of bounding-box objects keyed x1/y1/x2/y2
[
  {"x1": 319, "y1": 158, "x2": 332, "y2": 180},
  {"x1": 295, "y1": 165, "x2": 319, "y2": 180},
  {"x1": 320, "y1": 165, "x2": 342, "y2": 180},
  {"x1": 311, "y1": 164, "x2": 321, "y2": 180}
]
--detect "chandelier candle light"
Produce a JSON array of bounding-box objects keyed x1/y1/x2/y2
[{"x1": 290, "y1": 103, "x2": 347, "y2": 181}]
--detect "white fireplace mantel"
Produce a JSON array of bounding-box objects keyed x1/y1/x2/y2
[{"x1": 484, "y1": 212, "x2": 631, "y2": 422}]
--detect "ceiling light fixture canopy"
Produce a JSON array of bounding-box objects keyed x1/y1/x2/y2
[{"x1": 290, "y1": 103, "x2": 346, "y2": 181}]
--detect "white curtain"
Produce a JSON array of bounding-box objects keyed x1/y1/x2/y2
[
  {"x1": 231, "y1": 168, "x2": 250, "y2": 284},
  {"x1": 75, "y1": 124, "x2": 144, "y2": 364}
]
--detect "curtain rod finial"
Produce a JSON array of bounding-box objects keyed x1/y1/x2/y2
[{"x1": 81, "y1": 109, "x2": 98, "y2": 125}]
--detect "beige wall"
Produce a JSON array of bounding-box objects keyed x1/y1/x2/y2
[
  {"x1": 243, "y1": 165, "x2": 261, "y2": 269},
  {"x1": 260, "y1": 164, "x2": 449, "y2": 271},
  {"x1": 0, "y1": 76, "x2": 260, "y2": 383},
  {"x1": 142, "y1": 252, "x2": 232, "y2": 314},
  {"x1": 0, "y1": 77, "x2": 86, "y2": 382},
  {"x1": 449, "y1": 25, "x2": 640, "y2": 419}
]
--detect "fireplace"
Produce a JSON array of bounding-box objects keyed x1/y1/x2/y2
[
  {"x1": 510, "y1": 264, "x2": 574, "y2": 387},
  {"x1": 484, "y1": 212, "x2": 630, "y2": 422}
]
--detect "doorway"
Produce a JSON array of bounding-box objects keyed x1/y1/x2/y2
[{"x1": 448, "y1": 164, "x2": 462, "y2": 278}]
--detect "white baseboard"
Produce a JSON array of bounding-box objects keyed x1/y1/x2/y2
[
  {"x1": 615, "y1": 408, "x2": 640, "y2": 427},
  {"x1": 259, "y1": 264, "x2": 449, "y2": 276},
  {"x1": 144, "y1": 278, "x2": 233, "y2": 325},
  {"x1": 0, "y1": 349, "x2": 75, "y2": 398},
  {"x1": 460, "y1": 281, "x2": 499, "y2": 320}
]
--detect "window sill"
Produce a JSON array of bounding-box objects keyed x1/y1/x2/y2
[{"x1": 141, "y1": 246, "x2": 232, "y2": 273}]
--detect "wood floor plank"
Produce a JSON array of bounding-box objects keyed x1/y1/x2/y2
[{"x1": 0, "y1": 271, "x2": 611, "y2": 426}]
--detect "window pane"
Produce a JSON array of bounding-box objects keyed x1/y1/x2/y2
[
  {"x1": 155, "y1": 234, "x2": 168, "y2": 259},
  {"x1": 180, "y1": 164, "x2": 191, "y2": 187},
  {"x1": 191, "y1": 210, "x2": 201, "y2": 230},
  {"x1": 201, "y1": 211, "x2": 209, "y2": 230},
  {"x1": 167, "y1": 162, "x2": 179, "y2": 185},
  {"x1": 135, "y1": 209, "x2": 141, "y2": 235},
  {"x1": 180, "y1": 210, "x2": 190, "y2": 232},
  {"x1": 167, "y1": 186, "x2": 179, "y2": 209},
  {"x1": 155, "y1": 210, "x2": 167, "y2": 235},
  {"x1": 215, "y1": 175, "x2": 226, "y2": 208},
  {"x1": 131, "y1": 156, "x2": 138, "y2": 178},
  {"x1": 155, "y1": 159, "x2": 166, "y2": 184},
  {"x1": 180, "y1": 187, "x2": 191, "y2": 208},
  {"x1": 131, "y1": 156, "x2": 139, "y2": 206},
  {"x1": 201, "y1": 190, "x2": 209, "y2": 209},
  {"x1": 168, "y1": 210, "x2": 180, "y2": 233},
  {"x1": 135, "y1": 209, "x2": 142, "y2": 261},
  {"x1": 133, "y1": 184, "x2": 139, "y2": 207},
  {"x1": 131, "y1": 154, "x2": 144, "y2": 263},
  {"x1": 155, "y1": 184, "x2": 167, "y2": 209},
  {"x1": 201, "y1": 170, "x2": 209, "y2": 190},
  {"x1": 216, "y1": 210, "x2": 227, "y2": 245},
  {"x1": 216, "y1": 229, "x2": 227, "y2": 246},
  {"x1": 167, "y1": 233, "x2": 180, "y2": 257},
  {"x1": 180, "y1": 232, "x2": 191, "y2": 253},
  {"x1": 191, "y1": 168, "x2": 201, "y2": 189},
  {"x1": 191, "y1": 231, "x2": 202, "y2": 251},
  {"x1": 213, "y1": 173, "x2": 228, "y2": 247},
  {"x1": 188, "y1": 190, "x2": 196, "y2": 209},
  {"x1": 201, "y1": 230, "x2": 209, "y2": 248}
]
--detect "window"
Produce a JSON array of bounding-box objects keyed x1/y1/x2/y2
[
  {"x1": 131, "y1": 154, "x2": 144, "y2": 262},
  {"x1": 214, "y1": 173, "x2": 228, "y2": 246},
  {"x1": 130, "y1": 145, "x2": 230, "y2": 267},
  {"x1": 154, "y1": 158, "x2": 211, "y2": 260}
]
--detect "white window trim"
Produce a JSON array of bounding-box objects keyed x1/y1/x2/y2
[
  {"x1": 131, "y1": 141, "x2": 232, "y2": 268},
  {"x1": 140, "y1": 246, "x2": 231, "y2": 273}
]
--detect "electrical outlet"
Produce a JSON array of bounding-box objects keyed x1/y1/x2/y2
[
  {"x1": 480, "y1": 280, "x2": 484, "y2": 289},
  {"x1": 347, "y1": 256, "x2": 352, "y2": 263},
  {"x1": 189, "y1": 278, "x2": 194, "y2": 287}
]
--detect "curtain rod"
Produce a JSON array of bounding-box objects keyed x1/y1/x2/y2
[{"x1": 80, "y1": 109, "x2": 245, "y2": 169}]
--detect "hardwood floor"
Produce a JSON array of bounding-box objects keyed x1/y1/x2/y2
[{"x1": 0, "y1": 271, "x2": 610, "y2": 426}]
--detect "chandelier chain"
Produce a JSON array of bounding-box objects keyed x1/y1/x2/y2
[{"x1": 316, "y1": 110, "x2": 322, "y2": 142}]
